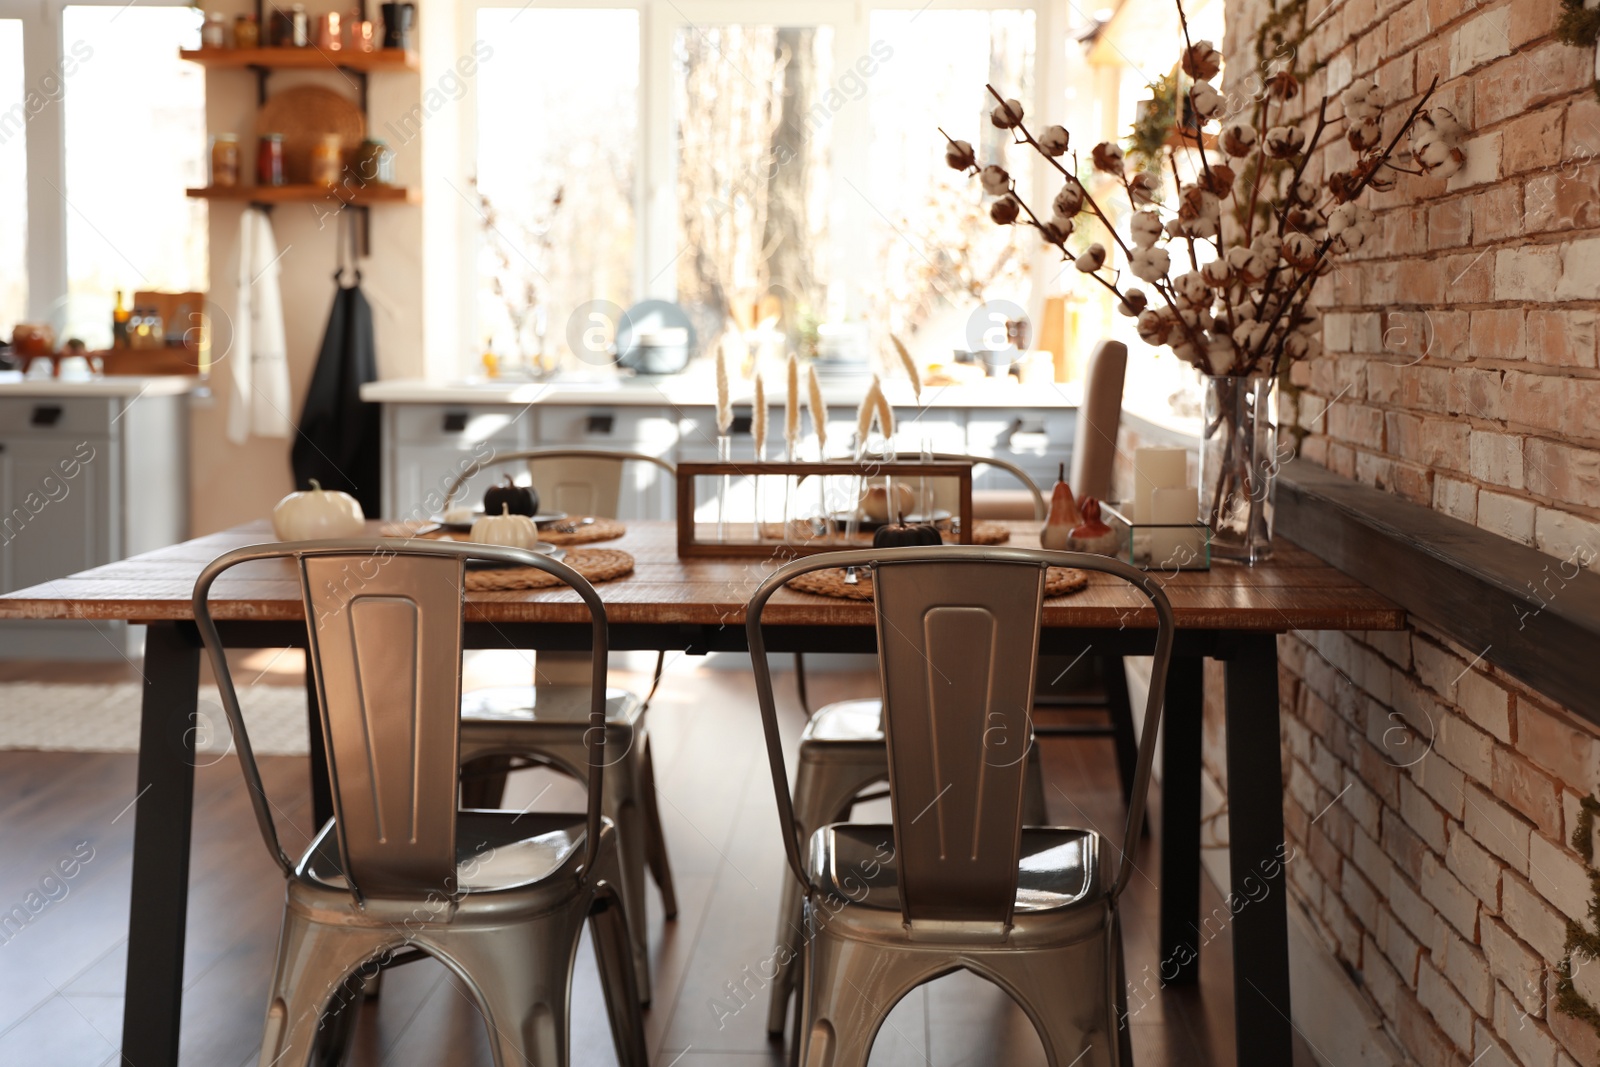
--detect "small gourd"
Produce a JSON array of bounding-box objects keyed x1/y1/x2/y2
[
  {"x1": 271, "y1": 479, "x2": 365, "y2": 540},
  {"x1": 469, "y1": 504, "x2": 542, "y2": 548},
  {"x1": 873, "y1": 522, "x2": 943, "y2": 548},
  {"x1": 1039, "y1": 462, "x2": 1080, "y2": 551},
  {"x1": 1067, "y1": 498, "x2": 1121, "y2": 555},
  {"x1": 483, "y1": 475, "x2": 538, "y2": 518}
]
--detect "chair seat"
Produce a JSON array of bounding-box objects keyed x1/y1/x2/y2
[
  {"x1": 461, "y1": 685, "x2": 642, "y2": 727},
  {"x1": 800, "y1": 698, "x2": 883, "y2": 744},
  {"x1": 297, "y1": 810, "x2": 593, "y2": 895},
  {"x1": 808, "y1": 823, "x2": 1101, "y2": 914}
]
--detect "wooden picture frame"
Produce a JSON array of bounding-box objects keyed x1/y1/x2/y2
[{"x1": 675, "y1": 461, "x2": 974, "y2": 558}]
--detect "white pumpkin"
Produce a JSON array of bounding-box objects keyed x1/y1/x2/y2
[
  {"x1": 271, "y1": 479, "x2": 366, "y2": 540},
  {"x1": 469, "y1": 505, "x2": 542, "y2": 548}
]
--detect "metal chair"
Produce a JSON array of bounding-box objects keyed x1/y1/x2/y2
[
  {"x1": 193, "y1": 539, "x2": 649, "y2": 1067},
  {"x1": 763, "y1": 455, "x2": 1051, "y2": 1035},
  {"x1": 748, "y1": 546, "x2": 1175, "y2": 1066},
  {"x1": 444, "y1": 447, "x2": 679, "y2": 1003}
]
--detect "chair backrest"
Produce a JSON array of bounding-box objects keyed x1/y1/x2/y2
[
  {"x1": 443, "y1": 448, "x2": 676, "y2": 520},
  {"x1": 192, "y1": 538, "x2": 612, "y2": 903},
  {"x1": 746, "y1": 546, "x2": 1174, "y2": 927},
  {"x1": 1069, "y1": 340, "x2": 1128, "y2": 503}
]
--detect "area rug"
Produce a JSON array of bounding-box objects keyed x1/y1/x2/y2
[{"x1": 0, "y1": 682, "x2": 310, "y2": 755}]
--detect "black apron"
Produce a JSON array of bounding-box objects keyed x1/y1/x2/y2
[{"x1": 290, "y1": 214, "x2": 382, "y2": 515}]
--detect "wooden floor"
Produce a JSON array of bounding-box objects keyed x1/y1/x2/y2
[{"x1": 0, "y1": 652, "x2": 1306, "y2": 1066}]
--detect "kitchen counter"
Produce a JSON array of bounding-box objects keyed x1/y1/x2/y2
[
  {"x1": 0, "y1": 374, "x2": 200, "y2": 398},
  {"x1": 361, "y1": 375, "x2": 1080, "y2": 408}
]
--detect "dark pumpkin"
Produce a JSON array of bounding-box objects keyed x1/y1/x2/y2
[
  {"x1": 483, "y1": 475, "x2": 538, "y2": 518},
  {"x1": 873, "y1": 522, "x2": 943, "y2": 548}
]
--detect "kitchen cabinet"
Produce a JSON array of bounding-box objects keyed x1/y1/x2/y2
[
  {"x1": 370, "y1": 381, "x2": 1078, "y2": 522},
  {"x1": 0, "y1": 381, "x2": 192, "y2": 659}
]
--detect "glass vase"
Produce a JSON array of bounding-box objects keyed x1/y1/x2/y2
[{"x1": 1199, "y1": 374, "x2": 1277, "y2": 564}]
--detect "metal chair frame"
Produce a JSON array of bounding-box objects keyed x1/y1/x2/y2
[
  {"x1": 746, "y1": 546, "x2": 1175, "y2": 1066},
  {"x1": 193, "y1": 538, "x2": 647, "y2": 1067},
  {"x1": 441, "y1": 446, "x2": 680, "y2": 1002}
]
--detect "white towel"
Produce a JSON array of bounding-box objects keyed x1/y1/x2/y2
[{"x1": 227, "y1": 207, "x2": 292, "y2": 444}]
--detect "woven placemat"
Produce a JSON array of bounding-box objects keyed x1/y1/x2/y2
[
  {"x1": 465, "y1": 548, "x2": 634, "y2": 591},
  {"x1": 787, "y1": 564, "x2": 1087, "y2": 601},
  {"x1": 970, "y1": 521, "x2": 1011, "y2": 545},
  {"x1": 539, "y1": 517, "x2": 625, "y2": 545}
]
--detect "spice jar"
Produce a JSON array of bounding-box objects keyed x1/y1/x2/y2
[
  {"x1": 309, "y1": 134, "x2": 343, "y2": 187},
  {"x1": 234, "y1": 14, "x2": 259, "y2": 48},
  {"x1": 352, "y1": 138, "x2": 394, "y2": 185},
  {"x1": 201, "y1": 12, "x2": 228, "y2": 48},
  {"x1": 316, "y1": 11, "x2": 341, "y2": 50},
  {"x1": 211, "y1": 133, "x2": 240, "y2": 188},
  {"x1": 257, "y1": 133, "x2": 286, "y2": 187},
  {"x1": 290, "y1": 4, "x2": 309, "y2": 46}
]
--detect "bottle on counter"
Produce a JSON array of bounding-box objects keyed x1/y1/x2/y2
[
  {"x1": 201, "y1": 12, "x2": 229, "y2": 49},
  {"x1": 112, "y1": 290, "x2": 131, "y2": 350}
]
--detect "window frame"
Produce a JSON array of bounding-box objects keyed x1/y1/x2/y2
[
  {"x1": 454, "y1": 0, "x2": 1064, "y2": 372},
  {"x1": 0, "y1": 0, "x2": 199, "y2": 328}
]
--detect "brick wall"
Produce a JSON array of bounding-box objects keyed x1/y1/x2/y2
[{"x1": 1211, "y1": 0, "x2": 1600, "y2": 1063}]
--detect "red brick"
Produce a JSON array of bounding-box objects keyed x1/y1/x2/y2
[
  {"x1": 1469, "y1": 309, "x2": 1525, "y2": 361},
  {"x1": 1491, "y1": 748, "x2": 1563, "y2": 839},
  {"x1": 1565, "y1": 95, "x2": 1600, "y2": 162},
  {"x1": 1472, "y1": 181, "x2": 1524, "y2": 243},
  {"x1": 1501, "y1": 106, "x2": 1564, "y2": 175},
  {"x1": 1475, "y1": 44, "x2": 1594, "y2": 128},
  {"x1": 1427, "y1": 197, "x2": 1472, "y2": 250},
  {"x1": 1525, "y1": 309, "x2": 1598, "y2": 369},
  {"x1": 1444, "y1": 251, "x2": 1495, "y2": 304},
  {"x1": 1525, "y1": 166, "x2": 1600, "y2": 232}
]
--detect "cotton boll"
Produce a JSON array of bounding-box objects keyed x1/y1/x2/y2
[
  {"x1": 1264, "y1": 126, "x2": 1307, "y2": 159},
  {"x1": 1347, "y1": 118, "x2": 1383, "y2": 152},
  {"x1": 1129, "y1": 247, "x2": 1171, "y2": 283},
  {"x1": 1221, "y1": 123, "x2": 1259, "y2": 158},
  {"x1": 1178, "y1": 185, "x2": 1222, "y2": 239},
  {"x1": 1207, "y1": 334, "x2": 1239, "y2": 374},
  {"x1": 1038, "y1": 220, "x2": 1072, "y2": 245},
  {"x1": 1341, "y1": 79, "x2": 1383, "y2": 121},
  {"x1": 1038, "y1": 125, "x2": 1070, "y2": 156},
  {"x1": 991, "y1": 98, "x2": 1024, "y2": 129},
  {"x1": 1129, "y1": 211, "x2": 1164, "y2": 249},
  {"x1": 1118, "y1": 288, "x2": 1149, "y2": 316},
  {"x1": 945, "y1": 139, "x2": 976, "y2": 171},
  {"x1": 1173, "y1": 271, "x2": 1209, "y2": 307},
  {"x1": 1280, "y1": 232, "x2": 1321, "y2": 270},
  {"x1": 1075, "y1": 243, "x2": 1107, "y2": 272},
  {"x1": 1092, "y1": 142, "x2": 1126, "y2": 175},
  {"x1": 1189, "y1": 80, "x2": 1224, "y2": 121},
  {"x1": 1201, "y1": 259, "x2": 1232, "y2": 288},
  {"x1": 1182, "y1": 40, "x2": 1222, "y2": 80},
  {"x1": 1053, "y1": 180, "x2": 1085, "y2": 217},
  {"x1": 989, "y1": 194, "x2": 1021, "y2": 225},
  {"x1": 1136, "y1": 309, "x2": 1171, "y2": 344},
  {"x1": 979, "y1": 164, "x2": 1011, "y2": 195},
  {"x1": 1129, "y1": 171, "x2": 1162, "y2": 204}
]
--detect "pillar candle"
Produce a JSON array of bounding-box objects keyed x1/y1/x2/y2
[{"x1": 1132, "y1": 447, "x2": 1189, "y2": 524}]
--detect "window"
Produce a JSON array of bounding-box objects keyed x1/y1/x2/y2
[
  {"x1": 466, "y1": 0, "x2": 1055, "y2": 373},
  {"x1": 472, "y1": 7, "x2": 640, "y2": 365},
  {"x1": 62, "y1": 5, "x2": 206, "y2": 348},
  {"x1": 0, "y1": 19, "x2": 25, "y2": 338},
  {"x1": 0, "y1": 1, "x2": 204, "y2": 351}
]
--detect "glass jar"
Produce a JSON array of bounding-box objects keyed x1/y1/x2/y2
[
  {"x1": 210, "y1": 133, "x2": 240, "y2": 187},
  {"x1": 290, "y1": 4, "x2": 309, "y2": 46},
  {"x1": 257, "y1": 133, "x2": 286, "y2": 187},
  {"x1": 1199, "y1": 374, "x2": 1279, "y2": 563},
  {"x1": 352, "y1": 139, "x2": 394, "y2": 185},
  {"x1": 309, "y1": 134, "x2": 343, "y2": 187},
  {"x1": 201, "y1": 12, "x2": 228, "y2": 48},
  {"x1": 234, "y1": 14, "x2": 259, "y2": 48}
]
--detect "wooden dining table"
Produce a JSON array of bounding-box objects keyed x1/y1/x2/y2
[{"x1": 0, "y1": 519, "x2": 1403, "y2": 1067}]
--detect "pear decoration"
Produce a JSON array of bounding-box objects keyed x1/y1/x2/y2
[{"x1": 1040, "y1": 463, "x2": 1081, "y2": 550}]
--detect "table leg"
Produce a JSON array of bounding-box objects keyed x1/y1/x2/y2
[
  {"x1": 1224, "y1": 633, "x2": 1293, "y2": 1066},
  {"x1": 1159, "y1": 654, "x2": 1203, "y2": 986},
  {"x1": 305, "y1": 663, "x2": 333, "y2": 828},
  {"x1": 120, "y1": 622, "x2": 200, "y2": 1067}
]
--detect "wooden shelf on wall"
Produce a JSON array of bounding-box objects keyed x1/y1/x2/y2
[
  {"x1": 178, "y1": 47, "x2": 418, "y2": 72},
  {"x1": 186, "y1": 184, "x2": 419, "y2": 205}
]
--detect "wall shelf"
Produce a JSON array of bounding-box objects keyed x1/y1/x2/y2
[
  {"x1": 178, "y1": 47, "x2": 418, "y2": 72},
  {"x1": 186, "y1": 184, "x2": 419, "y2": 205}
]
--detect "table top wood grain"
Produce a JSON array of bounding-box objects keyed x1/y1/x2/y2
[{"x1": 0, "y1": 520, "x2": 1404, "y2": 632}]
